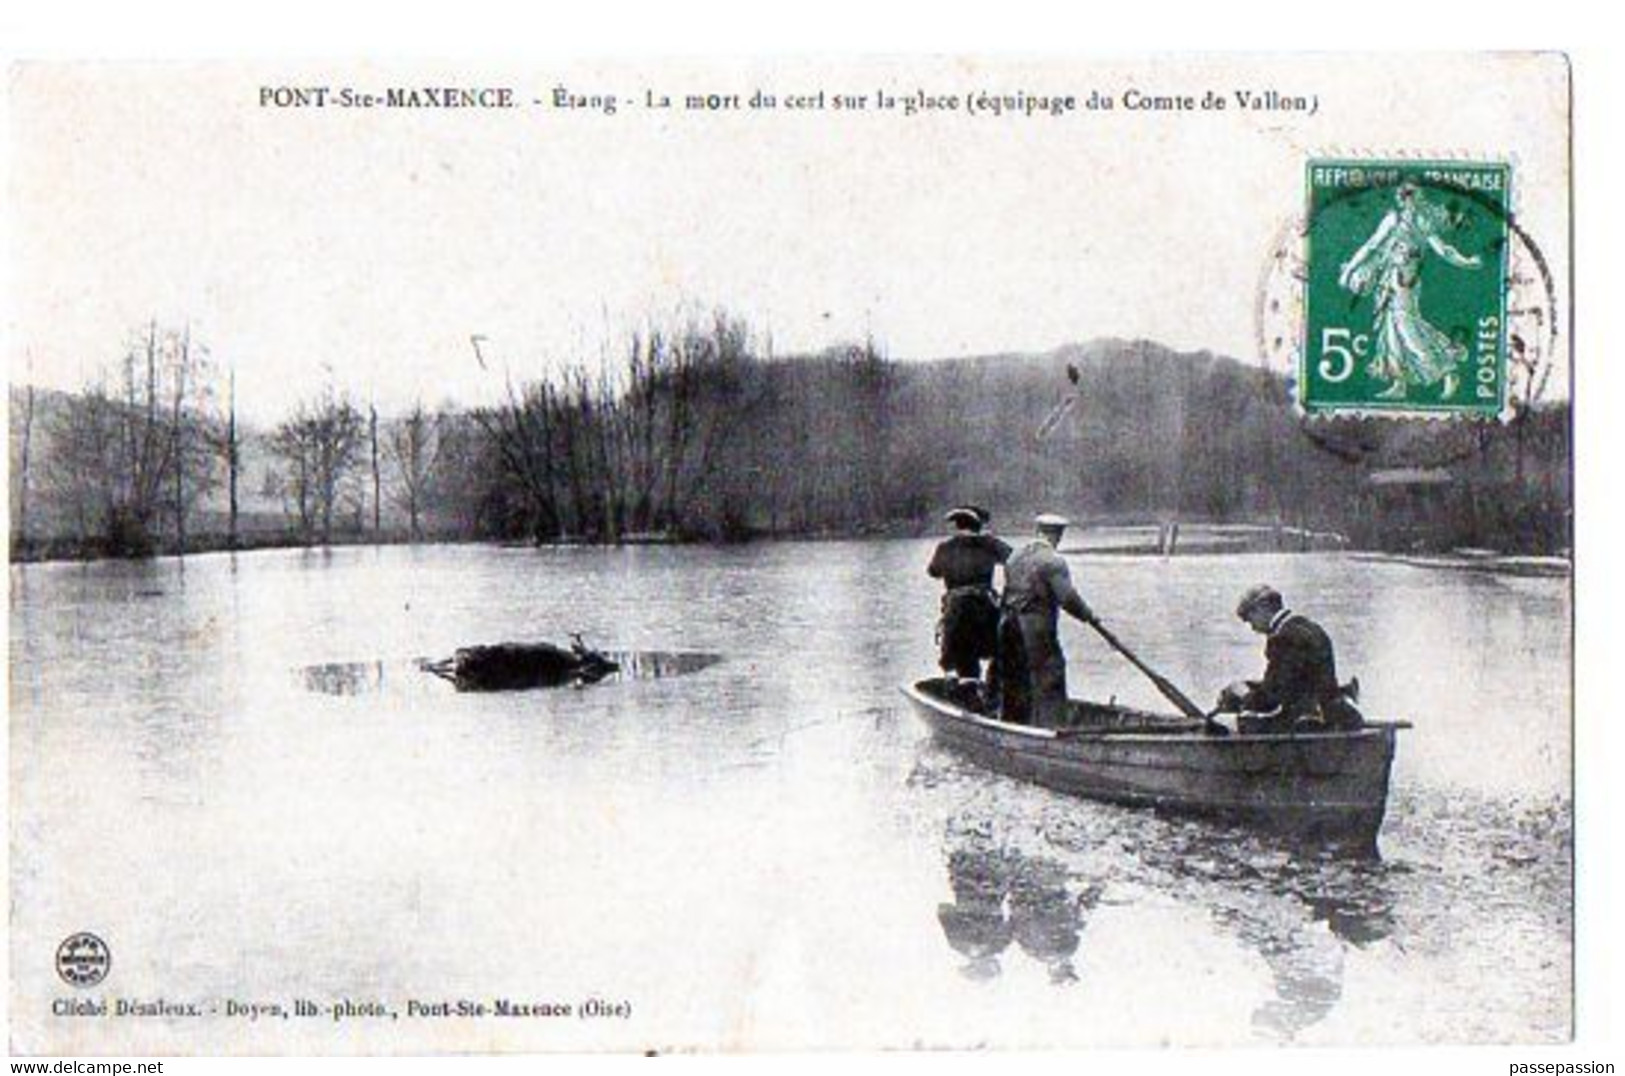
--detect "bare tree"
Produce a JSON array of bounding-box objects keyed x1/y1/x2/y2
[
  {"x1": 194, "y1": 354, "x2": 241, "y2": 550},
  {"x1": 369, "y1": 403, "x2": 382, "y2": 534},
  {"x1": 269, "y1": 385, "x2": 366, "y2": 544},
  {"x1": 384, "y1": 402, "x2": 442, "y2": 540},
  {"x1": 42, "y1": 322, "x2": 216, "y2": 556},
  {"x1": 224, "y1": 361, "x2": 240, "y2": 549},
  {"x1": 171, "y1": 325, "x2": 192, "y2": 552}
]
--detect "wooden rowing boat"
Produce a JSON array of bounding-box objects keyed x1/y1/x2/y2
[{"x1": 901, "y1": 677, "x2": 1407, "y2": 852}]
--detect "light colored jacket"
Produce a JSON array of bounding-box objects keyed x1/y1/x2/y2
[{"x1": 1002, "y1": 540, "x2": 1093, "y2": 624}]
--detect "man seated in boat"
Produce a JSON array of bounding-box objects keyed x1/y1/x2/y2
[
  {"x1": 927, "y1": 505, "x2": 1012, "y2": 702},
  {"x1": 997, "y1": 513, "x2": 1098, "y2": 728},
  {"x1": 1216, "y1": 584, "x2": 1363, "y2": 733}
]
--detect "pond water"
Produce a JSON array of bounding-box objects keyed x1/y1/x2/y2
[{"x1": 8, "y1": 540, "x2": 1571, "y2": 1051}]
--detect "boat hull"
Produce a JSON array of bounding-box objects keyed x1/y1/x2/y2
[{"x1": 903, "y1": 679, "x2": 1399, "y2": 851}]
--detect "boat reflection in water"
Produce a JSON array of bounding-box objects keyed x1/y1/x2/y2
[
  {"x1": 931, "y1": 789, "x2": 1401, "y2": 1038},
  {"x1": 1133, "y1": 819, "x2": 1399, "y2": 1040},
  {"x1": 1232, "y1": 870, "x2": 1396, "y2": 1040},
  {"x1": 936, "y1": 821, "x2": 1103, "y2": 984}
]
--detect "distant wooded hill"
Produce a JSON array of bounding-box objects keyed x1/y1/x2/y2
[{"x1": 8, "y1": 332, "x2": 1570, "y2": 560}]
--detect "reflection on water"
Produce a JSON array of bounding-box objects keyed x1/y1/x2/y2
[
  {"x1": 933, "y1": 794, "x2": 1370, "y2": 1024},
  {"x1": 303, "y1": 661, "x2": 388, "y2": 696},
  {"x1": 1203, "y1": 854, "x2": 1398, "y2": 1040},
  {"x1": 298, "y1": 652, "x2": 724, "y2": 696},
  {"x1": 938, "y1": 818, "x2": 1101, "y2": 984},
  {"x1": 1244, "y1": 922, "x2": 1344, "y2": 1040},
  {"x1": 9, "y1": 543, "x2": 1571, "y2": 1050},
  {"x1": 1303, "y1": 878, "x2": 1397, "y2": 948},
  {"x1": 602, "y1": 650, "x2": 724, "y2": 680},
  {"x1": 918, "y1": 722, "x2": 1546, "y2": 1042}
]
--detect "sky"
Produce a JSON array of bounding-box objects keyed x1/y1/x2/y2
[{"x1": 9, "y1": 56, "x2": 1571, "y2": 423}]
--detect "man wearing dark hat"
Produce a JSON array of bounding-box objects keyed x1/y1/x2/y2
[
  {"x1": 928, "y1": 506, "x2": 1012, "y2": 689},
  {"x1": 1217, "y1": 584, "x2": 1362, "y2": 732},
  {"x1": 997, "y1": 513, "x2": 1097, "y2": 728}
]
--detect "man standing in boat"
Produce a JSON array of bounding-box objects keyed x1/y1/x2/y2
[
  {"x1": 997, "y1": 513, "x2": 1098, "y2": 728},
  {"x1": 927, "y1": 506, "x2": 1012, "y2": 689},
  {"x1": 1217, "y1": 584, "x2": 1363, "y2": 733}
]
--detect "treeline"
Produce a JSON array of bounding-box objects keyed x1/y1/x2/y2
[
  {"x1": 8, "y1": 314, "x2": 1571, "y2": 559},
  {"x1": 12, "y1": 323, "x2": 228, "y2": 558}
]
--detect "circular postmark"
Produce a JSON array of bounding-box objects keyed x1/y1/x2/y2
[
  {"x1": 1256, "y1": 163, "x2": 1559, "y2": 425},
  {"x1": 56, "y1": 932, "x2": 111, "y2": 988}
]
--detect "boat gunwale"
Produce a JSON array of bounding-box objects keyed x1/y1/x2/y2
[{"x1": 899, "y1": 681, "x2": 1410, "y2": 745}]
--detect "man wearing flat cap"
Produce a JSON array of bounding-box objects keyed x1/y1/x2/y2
[
  {"x1": 997, "y1": 513, "x2": 1097, "y2": 728},
  {"x1": 1217, "y1": 584, "x2": 1362, "y2": 732},
  {"x1": 928, "y1": 505, "x2": 1012, "y2": 686}
]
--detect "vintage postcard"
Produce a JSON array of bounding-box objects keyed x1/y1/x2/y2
[{"x1": 7, "y1": 55, "x2": 1572, "y2": 1054}]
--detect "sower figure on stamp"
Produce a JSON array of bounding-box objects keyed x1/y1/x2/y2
[
  {"x1": 1337, "y1": 180, "x2": 1483, "y2": 402},
  {"x1": 1215, "y1": 584, "x2": 1363, "y2": 734},
  {"x1": 997, "y1": 513, "x2": 1098, "y2": 728},
  {"x1": 927, "y1": 506, "x2": 1011, "y2": 703}
]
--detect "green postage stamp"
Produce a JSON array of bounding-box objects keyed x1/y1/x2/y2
[{"x1": 1300, "y1": 160, "x2": 1512, "y2": 417}]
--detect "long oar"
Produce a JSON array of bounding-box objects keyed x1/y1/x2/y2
[{"x1": 1086, "y1": 619, "x2": 1228, "y2": 736}]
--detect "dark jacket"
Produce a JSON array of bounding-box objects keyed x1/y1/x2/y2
[
  {"x1": 1242, "y1": 612, "x2": 1342, "y2": 721},
  {"x1": 929, "y1": 534, "x2": 1012, "y2": 678},
  {"x1": 928, "y1": 534, "x2": 1012, "y2": 590}
]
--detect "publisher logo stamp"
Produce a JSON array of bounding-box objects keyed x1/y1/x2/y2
[
  {"x1": 56, "y1": 932, "x2": 111, "y2": 988},
  {"x1": 1301, "y1": 159, "x2": 1511, "y2": 417}
]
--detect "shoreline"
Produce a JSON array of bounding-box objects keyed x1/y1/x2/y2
[
  {"x1": 1348, "y1": 550, "x2": 1572, "y2": 579},
  {"x1": 8, "y1": 523, "x2": 1571, "y2": 573}
]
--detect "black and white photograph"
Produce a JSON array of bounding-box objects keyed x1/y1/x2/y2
[{"x1": 4, "y1": 45, "x2": 1591, "y2": 1061}]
